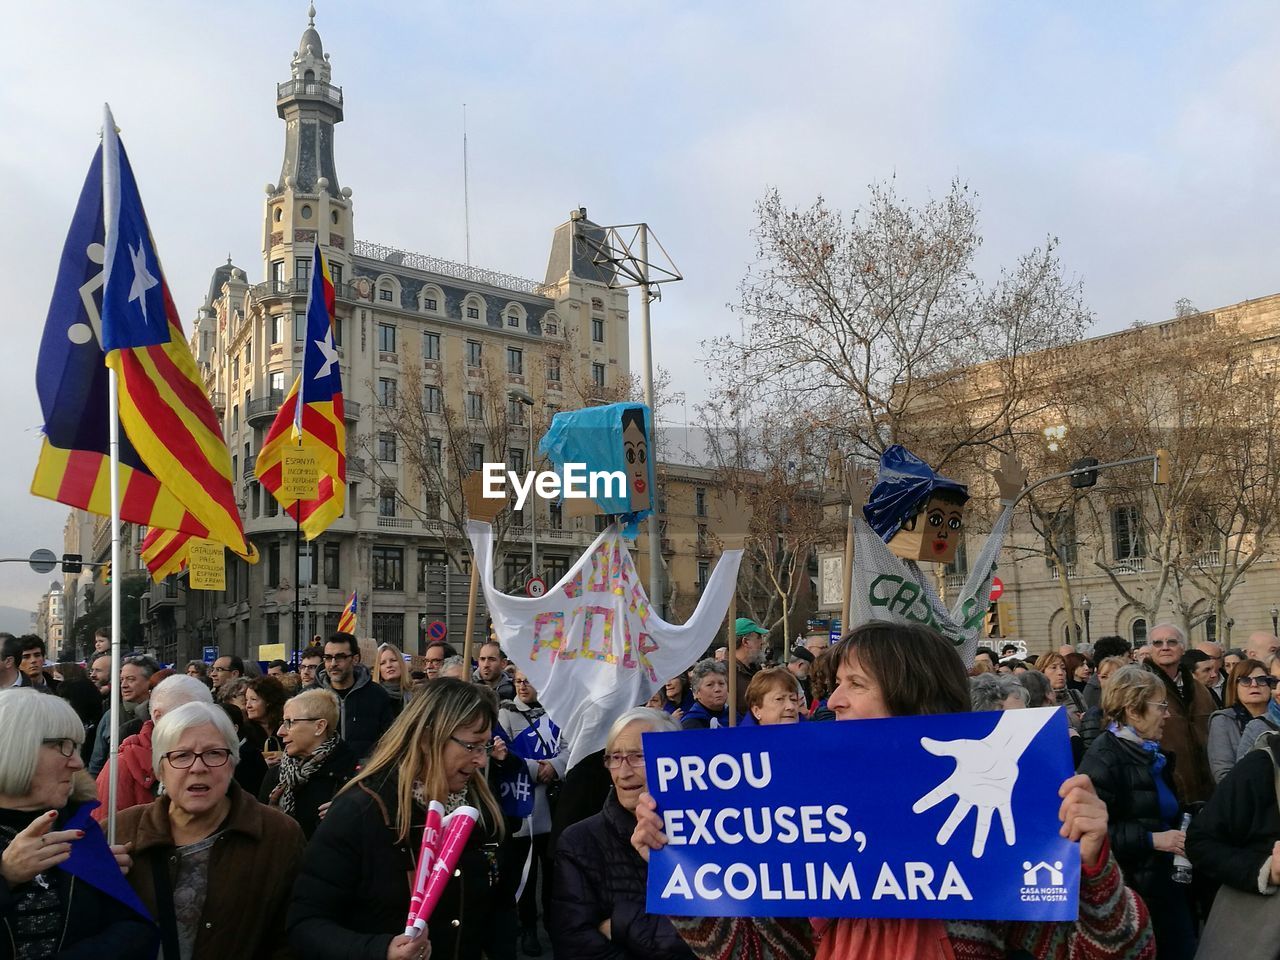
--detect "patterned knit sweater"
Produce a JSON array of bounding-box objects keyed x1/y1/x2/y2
[{"x1": 668, "y1": 839, "x2": 1155, "y2": 960}]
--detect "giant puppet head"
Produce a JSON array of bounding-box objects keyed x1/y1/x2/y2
[{"x1": 863, "y1": 446, "x2": 969, "y2": 564}]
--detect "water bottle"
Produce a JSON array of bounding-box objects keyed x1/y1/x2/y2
[{"x1": 1172, "y1": 812, "x2": 1193, "y2": 884}]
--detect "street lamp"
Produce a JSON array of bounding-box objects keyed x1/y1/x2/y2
[
  {"x1": 508, "y1": 387, "x2": 536, "y2": 579},
  {"x1": 1228, "y1": 617, "x2": 1235, "y2": 644},
  {"x1": 1081, "y1": 596, "x2": 1091, "y2": 645},
  {"x1": 1271, "y1": 606, "x2": 1278, "y2": 636}
]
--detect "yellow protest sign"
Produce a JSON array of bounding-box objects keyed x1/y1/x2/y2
[
  {"x1": 257, "y1": 643, "x2": 286, "y2": 662},
  {"x1": 282, "y1": 446, "x2": 320, "y2": 500},
  {"x1": 188, "y1": 539, "x2": 226, "y2": 591}
]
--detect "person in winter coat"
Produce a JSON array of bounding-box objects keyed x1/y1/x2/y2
[
  {"x1": 92, "y1": 674, "x2": 213, "y2": 823},
  {"x1": 114, "y1": 700, "x2": 305, "y2": 960},
  {"x1": 377, "y1": 642, "x2": 413, "y2": 714},
  {"x1": 288, "y1": 678, "x2": 514, "y2": 960},
  {"x1": 1080, "y1": 656, "x2": 1129, "y2": 751},
  {"x1": 1237, "y1": 656, "x2": 1280, "y2": 759},
  {"x1": 0, "y1": 690, "x2": 158, "y2": 960},
  {"x1": 680, "y1": 660, "x2": 729, "y2": 730},
  {"x1": 658, "y1": 676, "x2": 694, "y2": 721},
  {"x1": 1145, "y1": 623, "x2": 1216, "y2": 804},
  {"x1": 316, "y1": 632, "x2": 396, "y2": 761},
  {"x1": 494, "y1": 672, "x2": 567, "y2": 956},
  {"x1": 1078, "y1": 664, "x2": 1195, "y2": 960},
  {"x1": 1208, "y1": 658, "x2": 1273, "y2": 782},
  {"x1": 632, "y1": 622, "x2": 1156, "y2": 960},
  {"x1": 259, "y1": 688, "x2": 359, "y2": 839},
  {"x1": 550, "y1": 706, "x2": 693, "y2": 960}
]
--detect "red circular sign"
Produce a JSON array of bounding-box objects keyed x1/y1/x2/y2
[
  {"x1": 426, "y1": 620, "x2": 447, "y2": 642},
  {"x1": 989, "y1": 576, "x2": 1005, "y2": 602},
  {"x1": 526, "y1": 576, "x2": 547, "y2": 598}
]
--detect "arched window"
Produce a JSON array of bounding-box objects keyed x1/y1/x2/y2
[
  {"x1": 1131, "y1": 618, "x2": 1147, "y2": 646},
  {"x1": 464, "y1": 295, "x2": 485, "y2": 321},
  {"x1": 1204, "y1": 614, "x2": 1217, "y2": 645},
  {"x1": 420, "y1": 285, "x2": 444, "y2": 314}
]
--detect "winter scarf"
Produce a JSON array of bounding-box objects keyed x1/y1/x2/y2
[{"x1": 275, "y1": 735, "x2": 340, "y2": 816}]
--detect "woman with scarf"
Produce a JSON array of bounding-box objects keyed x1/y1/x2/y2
[
  {"x1": 377, "y1": 642, "x2": 413, "y2": 714},
  {"x1": 680, "y1": 660, "x2": 730, "y2": 730},
  {"x1": 260, "y1": 688, "x2": 358, "y2": 839},
  {"x1": 1207, "y1": 658, "x2": 1273, "y2": 782},
  {"x1": 1079, "y1": 664, "x2": 1196, "y2": 960},
  {"x1": 288, "y1": 678, "x2": 514, "y2": 960},
  {"x1": 1235, "y1": 655, "x2": 1280, "y2": 759}
]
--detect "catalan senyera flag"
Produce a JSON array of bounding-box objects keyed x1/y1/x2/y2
[
  {"x1": 336, "y1": 591, "x2": 358, "y2": 634},
  {"x1": 33, "y1": 116, "x2": 255, "y2": 579},
  {"x1": 254, "y1": 241, "x2": 345, "y2": 539}
]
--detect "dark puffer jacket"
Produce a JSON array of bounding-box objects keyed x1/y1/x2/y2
[
  {"x1": 288, "y1": 769, "x2": 509, "y2": 960},
  {"x1": 1078, "y1": 729, "x2": 1181, "y2": 898},
  {"x1": 1187, "y1": 734, "x2": 1280, "y2": 893},
  {"x1": 550, "y1": 788, "x2": 695, "y2": 960}
]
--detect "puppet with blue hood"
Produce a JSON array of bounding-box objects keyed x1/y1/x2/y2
[{"x1": 850, "y1": 445, "x2": 1025, "y2": 665}]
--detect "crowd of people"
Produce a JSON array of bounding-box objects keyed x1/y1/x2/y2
[{"x1": 4, "y1": 616, "x2": 1279, "y2": 959}]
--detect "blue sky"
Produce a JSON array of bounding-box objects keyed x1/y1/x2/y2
[{"x1": 2, "y1": 1, "x2": 1279, "y2": 613}]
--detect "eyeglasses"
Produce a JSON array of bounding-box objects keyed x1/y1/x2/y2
[
  {"x1": 280, "y1": 718, "x2": 321, "y2": 729},
  {"x1": 209, "y1": 666, "x2": 231, "y2": 673},
  {"x1": 449, "y1": 736, "x2": 494, "y2": 757},
  {"x1": 1239, "y1": 676, "x2": 1279, "y2": 687},
  {"x1": 515, "y1": 678, "x2": 534, "y2": 686},
  {"x1": 1147, "y1": 700, "x2": 1170, "y2": 714},
  {"x1": 322, "y1": 653, "x2": 352, "y2": 663},
  {"x1": 604, "y1": 752, "x2": 645, "y2": 770},
  {"x1": 163, "y1": 748, "x2": 233, "y2": 769},
  {"x1": 42, "y1": 738, "x2": 78, "y2": 758},
  {"x1": 1150, "y1": 640, "x2": 1182, "y2": 648}
]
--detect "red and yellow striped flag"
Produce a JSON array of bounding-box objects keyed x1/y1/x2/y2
[{"x1": 336, "y1": 591, "x2": 358, "y2": 634}]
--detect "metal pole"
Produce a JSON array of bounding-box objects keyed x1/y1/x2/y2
[
  {"x1": 839, "y1": 504, "x2": 855, "y2": 641},
  {"x1": 529, "y1": 412, "x2": 537, "y2": 577},
  {"x1": 727, "y1": 598, "x2": 738, "y2": 726},
  {"x1": 638, "y1": 226, "x2": 663, "y2": 615},
  {"x1": 294, "y1": 514, "x2": 301, "y2": 665}
]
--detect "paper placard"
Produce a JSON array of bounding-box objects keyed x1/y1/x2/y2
[
  {"x1": 282, "y1": 447, "x2": 320, "y2": 500},
  {"x1": 187, "y1": 539, "x2": 226, "y2": 591},
  {"x1": 258, "y1": 643, "x2": 286, "y2": 662}
]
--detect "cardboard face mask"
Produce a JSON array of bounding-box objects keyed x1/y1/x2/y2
[
  {"x1": 887, "y1": 491, "x2": 966, "y2": 564},
  {"x1": 620, "y1": 407, "x2": 651, "y2": 513}
]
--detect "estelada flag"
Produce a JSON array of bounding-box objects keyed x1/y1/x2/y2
[
  {"x1": 33, "y1": 112, "x2": 255, "y2": 575},
  {"x1": 336, "y1": 591, "x2": 358, "y2": 634},
  {"x1": 254, "y1": 241, "x2": 346, "y2": 539}
]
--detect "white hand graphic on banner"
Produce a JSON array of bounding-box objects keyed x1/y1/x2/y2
[{"x1": 911, "y1": 708, "x2": 1056, "y2": 857}]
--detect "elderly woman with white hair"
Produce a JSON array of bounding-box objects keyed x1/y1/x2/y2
[
  {"x1": 92, "y1": 673, "x2": 213, "y2": 823},
  {"x1": 114, "y1": 700, "x2": 305, "y2": 960},
  {"x1": 549, "y1": 706, "x2": 694, "y2": 960},
  {"x1": 680, "y1": 660, "x2": 730, "y2": 730},
  {"x1": 0, "y1": 689, "x2": 158, "y2": 958},
  {"x1": 968, "y1": 671, "x2": 1030, "y2": 712}
]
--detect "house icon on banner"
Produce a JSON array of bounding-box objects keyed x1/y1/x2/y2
[{"x1": 1022, "y1": 861, "x2": 1064, "y2": 887}]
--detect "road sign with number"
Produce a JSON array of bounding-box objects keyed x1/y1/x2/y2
[{"x1": 526, "y1": 576, "x2": 547, "y2": 598}]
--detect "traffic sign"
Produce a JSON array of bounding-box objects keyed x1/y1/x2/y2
[
  {"x1": 526, "y1": 576, "x2": 547, "y2": 598},
  {"x1": 990, "y1": 576, "x2": 1005, "y2": 602},
  {"x1": 828, "y1": 618, "x2": 842, "y2": 643},
  {"x1": 28, "y1": 549, "x2": 57, "y2": 575},
  {"x1": 202, "y1": 646, "x2": 218, "y2": 664},
  {"x1": 426, "y1": 620, "x2": 448, "y2": 643}
]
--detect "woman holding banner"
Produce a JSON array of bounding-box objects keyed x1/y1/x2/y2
[
  {"x1": 551, "y1": 706, "x2": 693, "y2": 960},
  {"x1": 632, "y1": 623, "x2": 1155, "y2": 960},
  {"x1": 288, "y1": 678, "x2": 512, "y2": 960}
]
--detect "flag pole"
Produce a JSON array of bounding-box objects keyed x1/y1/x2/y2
[
  {"x1": 101, "y1": 104, "x2": 123, "y2": 844},
  {"x1": 294, "y1": 506, "x2": 301, "y2": 665}
]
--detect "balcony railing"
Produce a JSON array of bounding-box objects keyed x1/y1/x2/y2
[
  {"x1": 1194, "y1": 550, "x2": 1222, "y2": 568},
  {"x1": 243, "y1": 454, "x2": 257, "y2": 479},
  {"x1": 252, "y1": 279, "x2": 361, "y2": 303},
  {"x1": 209, "y1": 391, "x2": 226, "y2": 414},
  {"x1": 944, "y1": 573, "x2": 967, "y2": 590},
  {"x1": 1049, "y1": 563, "x2": 1078, "y2": 581},
  {"x1": 277, "y1": 79, "x2": 344, "y2": 108},
  {"x1": 377, "y1": 516, "x2": 414, "y2": 530},
  {"x1": 343, "y1": 400, "x2": 360, "y2": 422},
  {"x1": 354, "y1": 239, "x2": 543, "y2": 296},
  {"x1": 1111, "y1": 557, "x2": 1148, "y2": 575},
  {"x1": 247, "y1": 390, "x2": 285, "y2": 423}
]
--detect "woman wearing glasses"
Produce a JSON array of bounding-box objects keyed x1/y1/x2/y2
[
  {"x1": 289, "y1": 678, "x2": 510, "y2": 960},
  {"x1": 1207, "y1": 658, "x2": 1273, "y2": 781},
  {"x1": 1078, "y1": 664, "x2": 1196, "y2": 960},
  {"x1": 0, "y1": 690, "x2": 158, "y2": 959},
  {"x1": 549, "y1": 706, "x2": 692, "y2": 960},
  {"x1": 114, "y1": 700, "x2": 306, "y2": 960},
  {"x1": 1235, "y1": 656, "x2": 1280, "y2": 760},
  {"x1": 259, "y1": 689, "x2": 358, "y2": 838}
]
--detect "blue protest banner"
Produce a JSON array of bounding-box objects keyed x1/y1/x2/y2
[{"x1": 643, "y1": 706, "x2": 1078, "y2": 921}]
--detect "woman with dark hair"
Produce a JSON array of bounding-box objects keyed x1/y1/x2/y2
[
  {"x1": 632, "y1": 622, "x2": 1155, "y2": 960},
  {"x1": 244, "y1": 675, "x2": 287, "y2": 763},
  {"x1": 218, "y1": 702, "x2": 268, "y2": 797},
  {"x1": 289, "y1": 678, "x2": 514, "y2": 960},
  {"x1": 1065, "y1": 652, "x2": 1093, "y2": 693},
  {"x1": 659, "y1": 675, "x2": 694, "y2": 721},
  {"x1": 57, "y1": 677, "x2": 104, "y2": 766},
  {"x1": 806, "y1": 648, "x2": 837, "y2": 722},
  {"x1": 1207, "y1": 657, "x2": 1273, "y2": 782},
  {"x1": 1035, "y1": 652, "x2": 1086, "y2": 718}
]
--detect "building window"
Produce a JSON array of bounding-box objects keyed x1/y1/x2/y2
[
  {"x1": 378, "y1": 487, "x2": 397, "y2": 517},
  {"x1": 423, "y1": 385, "x2": 442, "y2": 414},
  {"x1": 244, "y1": 341, "x2": 251, "y2": 364},
  {"x1": 466, "y1": 340, "x2": 482, "y2": 367},
  {"x1": 377, "y1": 432, "x2": 397, "y2": 462},
  {"x1": 270, "y1": 260, "x2": 285, "y2": 286},
  {"x1": 323, "y1": 542, "x2": 340, "y2": 589},
  {"x1": 507, "y1": 311, "x2": 520, "y2": 327},
  {"x1": 507, "y1": 347, "x2": 523, "y2": 376},
  {"x1": 372, "y1": 546, "x2": 404, "y2": 591},
  {"x1": 295, "y1": 258, "x2": 311, "y2": 283},
  {"x1": 1203, "y1": 614, "x2": 1216, "y2": 645},
  {"x1": 231, "y1": 357, "x2": 239, "y2": 382},
  {"x1": 270, "y1": 371, "x2": 285, "y2": 393},
  {"x1": 467, "y1": 303, "x2": 481, "y2": 320},
  {"x1": 422, "y1": 332, "x2": 440, "y2": 360},
  {"x1": 548, "y1": 503, "x2": 563, "y2": 530},
  {"x1": 265, "y1": 492, "x2": 279, "y2": 517},
  {"x1": 378, "y1": 378, "x2": 397, "y2": 407},
  {"x1": 295, "y1": 311, "x2": 307, "y2": 341},
  {"x1": 379, "y1": 287, "x2": 394, "y2": 302},
  {"x1": 695, "y1": 487, "x2": 707, "y2": 517},
  {"x1": 592, "y1": 318, "x2": 604, "y2": 343},
  {"x1": 423, "y1": 491, "x2": 441, "y2": 518},
  {"x1": 418, "y1": 548, "x2": 446, "y2": 591},
  {"x1": 510, "y1": 448, "x2": 526, "y2": 473},
  {"x1": 231, "y1": 405, "x2": 239, "y2": 430},
  {"x1": 697, "y1": 561, "x2": 710, "y2": 591},
  {"x1": 424, "y1": 296, "x2": 438, "y2": 311},
  {"x1": 507, "y1": 398, "x2": 524, "y2": 424},
  {"x1": 429, "y1": 438, "x2": 442, "y2": 467},
  {"x1": 469, "y1": 444, "x2": 485, "y2": 471},
  {"x1": 546, "y1": 354, "x2": 561, "y2": 382},
  {"x1": 269, "y1": 315, "x2": 282, "y2": 344},
  {"x1": 378, "y1": 323, "x2": 396, "y2": 353},
  {"x1": 371, "y1": 612, "x2": 405, "y2": 646},
  {"x1": 267, "y1": 542, "x2": 280, "y2": 588},
  {"x1": 1111, "y1": 505, "x2": 1145, "y2": 560},
  {"x1": 330, "y1": 264, "x2": 343, "y2": 290},
  {"x1": 1132, "y1": 618, "x2": 1147, "y2": 646},
  {"x1": 592, "y1": 363, "x2": 606, "y2": 388},
  {"x1": 466, "y1": 392, "x2": 483, "y2": 420}
]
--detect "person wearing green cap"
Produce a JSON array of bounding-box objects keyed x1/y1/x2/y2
[{"x1": 731, "y1": 619, "x2": 770, "y2": 718}]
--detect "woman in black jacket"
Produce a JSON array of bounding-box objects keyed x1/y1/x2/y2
[
  {"x1": 259, "y1": 688, "x2": 358, "y2": 838},
  {"x1": 288, "y1": 679, "x2": 514, "y2": 960},
  {"x1": 1187, "y1": 732, "x2": 1280, "y2": 893},
  {"x1": 550, "y1": 706, "x2": 693, "y2": 960},
  {"x1": 1078, "y1": 663, "x2": 1196, "y2": 960}
]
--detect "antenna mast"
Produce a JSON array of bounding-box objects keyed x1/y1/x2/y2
[{"x1": 462, "y1": 103, "x2": 471, "y2": 265}]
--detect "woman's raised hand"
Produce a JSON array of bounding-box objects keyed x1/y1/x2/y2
[{"x1": 0, "y1": 811, "x2": 83, "y2": 886}]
